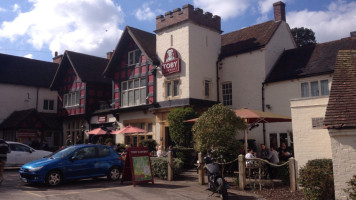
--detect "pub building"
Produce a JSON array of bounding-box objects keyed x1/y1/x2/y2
[
  {"x1": 48, "y1": 1, "x2": 295, "y2": 148},
  {"x1": 101, "y1": 1, "x2": 296, "y2": 149}
]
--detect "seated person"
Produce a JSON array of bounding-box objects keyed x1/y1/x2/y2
[
  {"x1": 245, "y1": 149, "x2": 256, "y2": 167},
  {"x1": 258, "y1": 144, "x2": 270, "y2": 160},
  {"x1": 156, "y1": 145, "x2": 167, "y2": 157},
  {"x1": 267, "y1": 146, "x2": 279, "y2": 164},
  {"x1": 277, "y1": 142, "x2": 293, "y2": 162}
]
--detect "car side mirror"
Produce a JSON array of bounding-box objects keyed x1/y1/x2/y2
[{"x1": 29, "y1": 149, "x2": 35, "y2": 153}]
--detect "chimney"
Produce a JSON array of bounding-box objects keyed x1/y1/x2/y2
[
  {"x1": 106, "y1": 51, "x2": 113, "y2": 59},
  {"x1": 273, "y1": 1, "x2": 286, "y2": 22},
  {"x1": 351, "y1": 31, "x2": 356, "y2": 37},
  {"x1": 52, "y1": 51, "x2": 63, "y2": 64}
]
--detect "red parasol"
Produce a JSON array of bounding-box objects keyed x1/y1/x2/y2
[
  {"x1": 87, "y1": 127, "x2": 111, "y2": 135},
  {"x1": 111, "y1": 125, "x2": 146, "y2": 134}
]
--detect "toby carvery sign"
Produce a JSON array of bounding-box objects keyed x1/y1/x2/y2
[{"x1": 161, "y1": 48, "x2": 181, "y2": 76}]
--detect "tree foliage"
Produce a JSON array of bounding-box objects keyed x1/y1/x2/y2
[
  {"x1": 192, "y1": 104, "x2": 245, "y2": 158},
  {"x1": 291, "y1": 27, "x2": 317, "y2": 47},
  {"x1": 167, "y1": 107, "x2": 198, "y2": 147}
]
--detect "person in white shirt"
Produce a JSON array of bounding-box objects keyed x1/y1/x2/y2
[{"x1": 245, "y1": 149, "x2": 256, "y2": 166}]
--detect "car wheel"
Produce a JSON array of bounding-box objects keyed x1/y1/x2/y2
[
  {"x1": 45, "y1": 170, "x2": 62, "y2": 186},
  {"x1": 108, "y1": 166, "x2": 121, "y2": 181}
]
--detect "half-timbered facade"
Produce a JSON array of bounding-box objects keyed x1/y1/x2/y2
[{"x1": 50, "y1": 51, "x2": 111, "y2": 144}]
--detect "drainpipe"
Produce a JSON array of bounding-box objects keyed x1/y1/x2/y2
[
  {"x1": 36, "y1": 87, "x2": 39, "y2": 111},
  {"x1": 216, "y1": 58, "x2": 222, "y2": 103},
  {"x1": 262, "y1": 82, "x2": 266, "y2": 145}
]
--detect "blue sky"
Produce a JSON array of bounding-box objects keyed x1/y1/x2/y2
[{"x1": 0, "y1": 0, "x2": 355, "y2": 62}]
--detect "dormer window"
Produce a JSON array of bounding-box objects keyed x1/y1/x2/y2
[{"x1": 128, "y1": 49, "x2": 140, "y2": 66}]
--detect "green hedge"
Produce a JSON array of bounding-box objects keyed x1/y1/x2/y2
[
  {"x1": 298, "y1": 159, "x2": 334, "y2": 200},
  {"x1": 151, "y1": 157, "x2": 184, "y2": 180},
  {"x1": 345, "y1": 175, "x2": 356, "y2": 200},
  {"x1": 175, "y1": 146, "x2": 196, "y2": 169}
]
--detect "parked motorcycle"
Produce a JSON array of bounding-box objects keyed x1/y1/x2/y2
[{"x1": 203, "y1": 155, "x2": 229, "y2": 200}]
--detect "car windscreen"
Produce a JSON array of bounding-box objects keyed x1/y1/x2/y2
[{"x1": 49, "y1": 146, "x2": 79, "y2": 159}]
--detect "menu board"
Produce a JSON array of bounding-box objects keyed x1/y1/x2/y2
[{"x1": 121, "y1": 147, "x2": 154, "y2": 186}]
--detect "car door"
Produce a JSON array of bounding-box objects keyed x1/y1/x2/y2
[
  {"x1": 94, "y1": 146, "x2": 112, "y2": 176},
  {"x1": 8, "y1": 143, "x2": 33, "y2": 166},
  {"x1": 66, "y1": 146, "x2": 97, "y2": 179}
]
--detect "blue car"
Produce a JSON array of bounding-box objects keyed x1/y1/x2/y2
[{"x1": 19, "y1": 144, "x2": 124, "y2": 186}]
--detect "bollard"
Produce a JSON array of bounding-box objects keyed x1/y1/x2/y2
[
  {"x1": 289, "y1": 157, "x2": 296, "y2": 192},
  {"x1": 238, "y1": 154, "x2": 246, "y2": 190},
  {"x1": 198, "y1": 152, "x2": 205, "y2": 185},
  {"x1": 168, "y1": 151, "x2": 173, "y2": 181}
]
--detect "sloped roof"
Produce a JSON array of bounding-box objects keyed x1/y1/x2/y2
[
  {"x1": 265, "y1": 36, "x2": 356, "y2": 83},
  {"x1": 0, "y1": 53, "x2": 58, "y2": 87},
  {"x1": 128, "y1": 26, "x2": 156, "y2": 61},
  {"x1": 324, "y1": 50, "x2": 356, "y2": 129},
  {"x1": 51, "y1": 51, "x2": 110, "y2": 88},
  {"x1": 220, "y1": 20, "x2": 282, "y2": 58},
  {"x1": 103, "y1": 26, "x2": 156, "y2": 78},
  {"x1": 0, "y1": 109, "x2": 61, "y2": 130}
]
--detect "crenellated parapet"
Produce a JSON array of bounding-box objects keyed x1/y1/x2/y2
[{"x1": 155, "y1": 4, "x2": 221, "y2": 33}]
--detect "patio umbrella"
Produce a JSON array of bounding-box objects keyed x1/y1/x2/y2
[
  {"x1": 87, "y1": 127, "x2": 111, "y2": 135},
  {"x1": 233, "y1": 108, "x2": 291, "y2": 153},
  {"x1": 111, "y1": 125, "x2": 146, "y2": 134}
]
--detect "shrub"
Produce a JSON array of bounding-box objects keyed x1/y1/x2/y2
[
  {"x1": 139, "y1": 139, "x2": 157, "y2": 152},
  {"x1": 115, "y1": 143, "x2": 126, "y2": 153},
  {"x1": 151, "y1": 157, "x2": 184, "y2": 180},
  {"x1": 298, "y1": 159, "x2": 334, "y2": 200},
  {"x1": 175, "y1": 146, "x2": 196, "y2": 169},
  {"x1": 345, "y1": 175, "x2": 356, "y2": 200},
  {"x1": 167, "y1": 107, "x2": 198, "y2": 147}
]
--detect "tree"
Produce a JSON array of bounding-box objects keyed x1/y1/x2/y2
[
  {"x1": 167, "y1": 107, "x2": 198, "y2": 147},
  {"x1": 192, "y1": 104, "x2": 245, "y2": 161},
  {"x1": 291, "y1": 27, "x2": 317, "y2": 47}
]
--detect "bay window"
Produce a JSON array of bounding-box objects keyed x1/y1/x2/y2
[{"x1": 121, "y1": 78, "x2": 146, "y2": 107}]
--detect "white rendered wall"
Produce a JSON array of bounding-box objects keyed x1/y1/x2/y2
[
  {"x1": 329, "y1": 129, "x2": 356, "y2": 200},
  {"x1": 0, "y1": 83, "x2": 57, "y2": 123},
  {"x1": 290, "y1": 97, "x2": 332, "y2": 172},
  {"x1": 264, "y1": 74, "x2": 332, "y2": 146},
  {"x1": 189, "y1": 23, "x2": 221, "y2": 101},
  {"x1": 265, "y1": 21, "x2": 296, "y2": 74},
  {"x1": 156, "y1": 22, "x2": 220, "y2": 102},
  {"x1": 156, "y1": 23, "x2": 190, "y2": 102}
]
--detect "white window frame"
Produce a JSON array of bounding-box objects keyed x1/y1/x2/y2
[
  {"x1": 204, "y1": 80, "x2": 210, "y2": 97},
  {"x1": 166, "y1": 79, "x2": 179, "y2": 97},
  {"x1": 63, "y1": 91, "x2": 80, "y2": 108},
  {"x1": 128, "y1": 49, "x2": 140, "y2": 66},
  {"x1": 300, "y1": 79, "x2": 330, "y2": 98},
  {"x1": 222, "y1": 82, "x2": 232, "y2": 106},
  {"x1": 121, "y1": 78, "x2": 146, "y2": 107},
  {"x1": 43, "y1": 99, "x2": 54, "y2": 110}
]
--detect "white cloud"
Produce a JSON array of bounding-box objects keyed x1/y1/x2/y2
[
  {"x1": 0, "y1": 7, "x2": 6, "y2": 12},
  {"x1": 193, "y1": 0, "x2": 250, "y2": 20},
  {"x1": 12, "y1": 4, "x2": 20, "y2": 12},
  {"x1": 24, "y1": 54, "x2": 33, "y2": 59},
  {"x1": 0, "y1": 0, "x2": 124, "y2": 58},
  {"x1": 287, "y1": 0, "x2": 356, "y2": 43},
  {"x1": 258, "y1": 0, "x2": 278, "y2": 14},
  {"x1": 135, "y1": 3, "x2": 156, "y2": 21}
]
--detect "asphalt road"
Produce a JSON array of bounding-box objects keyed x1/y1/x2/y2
[{"x1": 0, "y1": 169, "x2": 263, "y2": 200}]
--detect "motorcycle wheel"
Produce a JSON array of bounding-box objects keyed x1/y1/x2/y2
[{"x1": 217, "y1": 178, "x2": 228, "y2": 200}]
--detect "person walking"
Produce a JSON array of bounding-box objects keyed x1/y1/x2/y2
[{"x1": 0, "y1": 138, "x2": 10, "y2": 185}]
